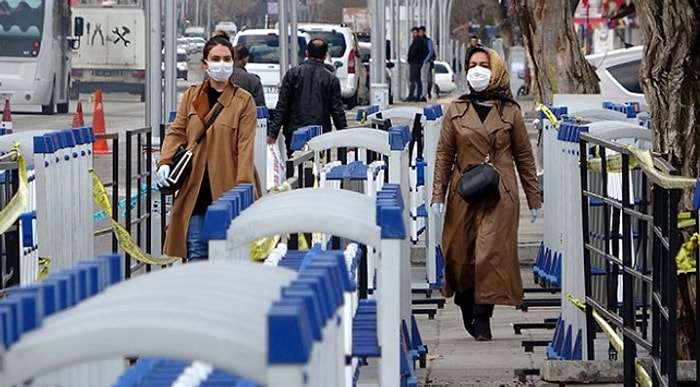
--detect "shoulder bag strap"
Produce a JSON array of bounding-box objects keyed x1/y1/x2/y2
[{"x1": 190, "y1": 86, "x2": 239, "y2": 149}]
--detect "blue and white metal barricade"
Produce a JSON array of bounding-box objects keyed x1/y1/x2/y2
[
  {"x1": 0, "y1": 128, "x2": 95, "y2": 286},
  {"x1": 203, "y1": 183, "x2": 416, "y2": 386},
  {"x1": 255, "y1": 106, "x2": 270, "y2": 191},
  {"x1": 0, "y1": 252, "x2": 352, "y2": 387},
  {"x1": 0, "y1": 254, "x2": 126, "y2": 386},
  {"x1": 538, "y1": 98, "x2": 649, "y2": 361},
  {"x1": 367, "y1": 105, "x2": 446, "y2": 294}
]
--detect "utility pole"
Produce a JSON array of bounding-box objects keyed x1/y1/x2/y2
[
  {"x1": 370, "y1": 0, "x2": 389, "y2": 107},
  {"x1": 206, "y1": 0, "x2": 211, "y2": 36},
  {"x1": 195, "y1": 0, "x2": 199, "y2": 26}
]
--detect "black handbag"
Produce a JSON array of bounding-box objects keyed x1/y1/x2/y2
[
  {"x1": 455, "y1": 133, "x2": 500, "y2": 204},
  {"x1": 160, "y1": 101, "x2": 224, "y2": 195}
]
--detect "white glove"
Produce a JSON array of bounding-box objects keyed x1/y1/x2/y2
[
  {"x1": 431, "y1": 203, "x2": 444, "y2": 217},
  {"x1": 156, "y1": 165, "x2": 171, "y2": 187},
  {"x1": 531, "y1": 208, "x2": 540, "y2": 223}
]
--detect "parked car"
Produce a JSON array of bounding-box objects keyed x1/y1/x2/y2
[
  {"x1": 161, "y1": 48, "x2": 188, "y2": 80},
  {"x1": 232, "y1": 29, "x2": 311, "y2": 111},
  {"x1": 585, "y1": 45, "x2": 646, "y2": 111},
  {"x1": 433, "y1": 60, "x2": 457, "y2": 97},
  {"x1": 298, "y1": 23, "x2": 366, "y2": 109},
  {"x1": 177, "y1": 37, "x2": 193, "y2": 54},
  {"x1": 186, "y1": 36, "x2": 206, "y2": 54}
]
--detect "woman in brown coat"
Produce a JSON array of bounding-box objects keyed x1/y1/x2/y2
[
  {"x1": 156, "y1": 31, "x2": 261, "y2": 261},
  {"x1": 430, "y1": 47, "x2": 541, "y2": 340}
]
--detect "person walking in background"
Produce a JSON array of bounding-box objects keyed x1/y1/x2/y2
[
  {"x1": 156, "y1": 30, "x2": 261, "y2": 261},
  {"x1": 430, "y1": 47, "x2": 541, "y2": 341},
  {"x1": 405, "y1": 26, "x2": 427, "y2": 102},
  {"x1": 267, "y1": 38, "x2": 347, "y2": 157},
  {"x1": 232, "y1": 44, "x2": 266, "y2": 107},
  {"x1": 419, "y1": 26, "x2": 436, "y2": 101},
  {"x1": 466, "y1": 34, "x2": 482, "y2": 59}
]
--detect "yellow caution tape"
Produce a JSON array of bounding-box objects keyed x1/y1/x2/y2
[
  {"x1": 0, "y1": 143, "x2": 28, "y2": 236},
  {"x1": 36, "y1": 257, "x2": 50, "y2": 282},
  {"x1": 536, "y1": 103, "x2": 560, "y2": 129},
  {"x1": 675, "y1": 233, "x2": 699, "y2": 275},
  {"x1": 586, "y1": 153, "x2": 639, "y2": 173},
  {"x1": 90, "y1": 169, "x2": 181, "y2": 265},
  {"x1": 585, "y1": 147, "x2": 697, "y2": 189},
  {"x1": 678, "y1": 212, "x2": 696, "y2": 229},
  {"x1": 627, "y1": 146, "x2": 697, "y2": 190},
  {"x1": 567, "y1": 293, "x2": 652, "y2": 387}
]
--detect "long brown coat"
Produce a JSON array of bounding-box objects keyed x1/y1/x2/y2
[
  {"x1": 158, "y1": 80, "x2": 261, "y2": 259},
  {"x1": 431, "y1": 99, "x2": 541, "y2": 306}
]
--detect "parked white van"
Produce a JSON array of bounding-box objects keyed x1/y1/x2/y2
[
  {"x1": 232, "y1": 29, "x2": 312, "y2": 111},
  {"x1": 298, "y1": 23, "x2": 366, "y2": 109}
]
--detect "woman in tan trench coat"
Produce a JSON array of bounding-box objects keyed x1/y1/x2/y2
[
  {"x1": 431, "y1": 47, "x2": 541, "y2": 341},
  {"x1": 156, "y1": 31, "x2": 261, "y2": 261}
]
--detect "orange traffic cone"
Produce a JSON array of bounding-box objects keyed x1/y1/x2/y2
[
  {"x1": 71, "y1": 101, "x2": 85, "y2": 128},
  {"x1": 1, "y1": 98, "x2": 12, "y2": 134},
  {"x1": 92, "y1": 89, "x2": 111, "y2": 154}
]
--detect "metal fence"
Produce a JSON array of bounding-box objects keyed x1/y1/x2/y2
[{"x1": 579, "y1": 131, "x2": 698, "y2": 386}]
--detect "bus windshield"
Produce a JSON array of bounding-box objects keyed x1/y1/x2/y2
[{"x1": 0, "y1": 0, "x2": 45, "y2": 57}]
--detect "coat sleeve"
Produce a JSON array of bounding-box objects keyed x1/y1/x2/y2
[
  {"x1": 431, "y1": 104, "x2": 458, "y2": 204},
  {"x1": 509, "y1": 107, "x2": 542, "y2": 209},
  {"x1": 252, "y1": 76, "x2": 266, "y2": 107},
  {"x1": 267, "y1": 71, "x2": 292, "y2": 138},
  {"x1": 235, "y1": 95, "x2": 259, "y2": 191},
  {"x1": 329, "y1": 76, "x2": 348, "y2": 129},
  {"x1": 158, "y1": 86, "x2": 195, "y2": 167}
]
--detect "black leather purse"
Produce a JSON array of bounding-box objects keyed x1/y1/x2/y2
[
  {"x1": 160, "y1": 102, "x2": 224, "y2": 195},
  {"x1": 455, "y1": 133, "x2": 500, "y2": 204}
]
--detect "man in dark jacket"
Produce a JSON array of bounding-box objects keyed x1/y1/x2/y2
[
  {"x1": 406, "y1": 26, "x2": 428, "y2": 101},
  {"x1": 267, "y1": 38, "x2": 347, "y2": 157},
  {"x1": 232, "y1": 44, "x2": 266, "y2": 107}
]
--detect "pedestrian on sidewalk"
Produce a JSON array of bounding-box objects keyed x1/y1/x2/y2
[
  {"x1": 405, "y1": 26, "x2": 427, "y2": 101},
  {"x1": 267, "y1": 38, "x2": 347, "y2": 158},
  {"x1": 232, "y1": 44, "x2": 266, "y2": 107},
  {"x1": 156, "y1": 30, "x2": 262, "y2": 261},
  {"x1": 430, "y1": 47, "x2": 542, "y2": 341},
  {"x1": 418, "y1": 26, "x2": 436, "y2": 100}
]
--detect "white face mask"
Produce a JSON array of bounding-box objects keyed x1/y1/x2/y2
[
  {"x1": 206, "y1": 60, "x2": 233, "y2": 82},
  {"x1": 467, "y1": 66, "x2": 491, "y2": 92}
]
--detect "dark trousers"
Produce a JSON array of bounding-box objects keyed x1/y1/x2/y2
[{"x1": 408, "y1": 63, "x2": 423, "y2": 99}]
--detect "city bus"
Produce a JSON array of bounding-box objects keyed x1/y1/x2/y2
[{"x1": 0, "y1": 0, "x2": 79, "y2": 114}]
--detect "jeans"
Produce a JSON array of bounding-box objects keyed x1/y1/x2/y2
[
  {"x1": 187, "y1": 214, "x2": 208, "y2": 261},
  {"x1": 421, "y1": 63, "x2": 433, "y2": 98}
]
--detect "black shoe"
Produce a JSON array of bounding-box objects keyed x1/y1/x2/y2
[
  {"x1": 403, "y1": 96, "x2": 416, "y2": 102},
  {"x1": 474, "y1": 318, "x2": 492, "y2": 341},
  {"x1": 418, "y1": 97, "x2": 428, "y2": 102},
  {"x1": 455, "y1": 291, "x2": 476, "y2": 338},
  {"x1": 459, "y1": 305, "x2": 476, "y2": 338}
]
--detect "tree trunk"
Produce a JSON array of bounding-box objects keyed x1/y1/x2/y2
[
  {"x1": 636, "y1": 0, "x2": 700, "y2": 361},
  {"x1": 513, "y1": 0, "x2": 599, "y2": 103}
]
